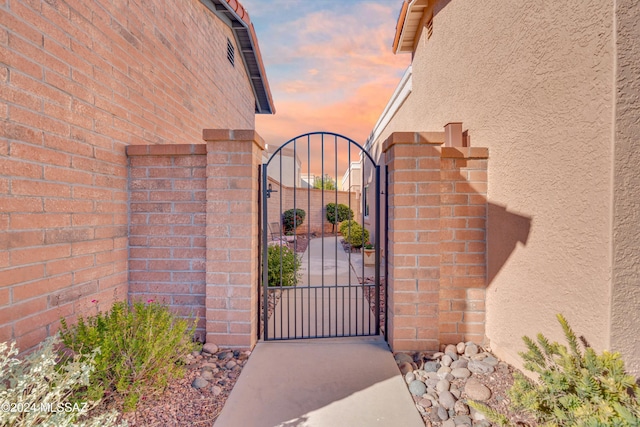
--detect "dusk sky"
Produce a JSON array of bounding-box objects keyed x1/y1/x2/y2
[{"x1": 240, "y1": 0, "x2": 411, "y2": 179}]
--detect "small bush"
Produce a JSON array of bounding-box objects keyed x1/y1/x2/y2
[
  {"x1": 326, "y1": 203, "x2": 353, "y2": 232},
  {"x1": 343, "y1": 222, "x2": 369, "y2": 249},
  {"x1": 60, "y1": 301, "x2": 197, "y2": 412},
  {"x1": 470, "y1": 313, "x2": 640, "y2": 427},
  {"x1": 267, "y1": 245, "x2": 300, "y2": 287},
  {"x1": 339, "y1": 219, "x2": 359, "y2": 236},
  {"x1": 282, "y1": 208, "x2": 305, "y2": 234},
  {"x1": 0, "y1": 335, "x2": 123, "y2": 427}
]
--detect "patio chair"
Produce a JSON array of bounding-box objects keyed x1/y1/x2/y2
[{"x1": 268, "y1": 221, "x2": 295, "y2": 243}]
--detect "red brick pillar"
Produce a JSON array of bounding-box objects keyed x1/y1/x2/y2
[
  {"x1": 383, "y1": 132, "x2": 444, "y2": 352},
  {"x1": 439, "y1": 147, "x2": 489, "y2": 345},
  {"x1": 202, "y1": 129, "x2": 264, "y2": 348}
]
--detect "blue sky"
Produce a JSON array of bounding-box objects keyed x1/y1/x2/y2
[{"x1": 240, "y1": 0, "x2": 410, "y2": 174}]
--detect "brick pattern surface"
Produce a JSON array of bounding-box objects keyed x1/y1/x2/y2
[
  {"x1": 1, "y1": 0, "x2": 255, "y2": 351},
  {"x1": 384, "y1": 133, "x2": 489, "y2": 352},
  {"x1": 204, "y1": 130, "x2": 264, "y2": 348},
  {"x1": 265, "y1": 176, "x2": 359, "y2": 236},
  {"x1": 127, "y1": 145, "x2": 207, "y2": 340}
]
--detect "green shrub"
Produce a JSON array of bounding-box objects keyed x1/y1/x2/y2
[
  {"x1": 282, "y1": 208, "x2": 305, "y2": 234},
  {"x1": 59, "y1": 301, "x2": 197, "y2": 412},
  {"x1": 339, "y1": 219, "x2": 359, "y2": 236},
  {"x1": 267, "y1": 245, "x2": 300, "y2": 287},
  {"x1": 326, "y1": 203, "x2": 353, "y2": 232},
  {"x1": 0, "y1": 335, "x2": 124, "y2": 427},
  {"x1": 469, "y1": 314, "x2": 640, "y2": 427},
  {"x1": 343, "y1": 222, "x2": 369, "y2": 249}
]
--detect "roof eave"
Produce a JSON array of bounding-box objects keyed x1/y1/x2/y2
[
  {"x1": 205, "y1": 0, "x2": 275, "y2": 114},
  {"x1": 393, "y1": 0, "x2": 431, "y2": 54}
]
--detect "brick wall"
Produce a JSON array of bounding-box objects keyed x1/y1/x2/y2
[
  {"x1": 1, "y1": 0, "x2": 256, "y2": 350},
  {"x1": 127, "y1": 145, "x2": 207, "y2": 340},
  {"x1": 265, "y1": 176, "x2": 360, "y2": 236},
  {"x1": 383, "y1": 131, "x2": 489, "y2": 352}
]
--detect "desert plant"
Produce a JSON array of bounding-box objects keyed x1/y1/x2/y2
[
  {"x1": 59, "y1": 301, "x2": 197, "y2": 412},
  {"x1": 469, "y1": 313, "x2": 640, "y2": 427},
  {"x1": 339, "y1": 219, "x2": 359, "y2": 236},
  {"x1": 0, "y1": 335, "x2": 124, "y2": 427},
  {"x1": 282, "y1": 208, "x2": 306, "y2": 234},
  {"x1": 326, "y1": 203, "x2": 354, "y2": 232},
  {"x1": 267, "y1": 245, "x2": 300, "y2": 287},
  {"x1": 343, "y1": 222, "x2": 369, "y2": 249}
]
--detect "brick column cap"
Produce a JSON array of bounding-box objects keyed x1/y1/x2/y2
[
  {"x1": 441, "y1": 147, "x2": 489, "y2": 159},
  {"x1": 382, "y1": 132, "x2": 445, "y2": 154},
  {"x1": 126, "y1": 144, "x2": 207, "y2": 156},
  {"x1": 203, "y1": 129, "x2": 265, "y2": 150}
]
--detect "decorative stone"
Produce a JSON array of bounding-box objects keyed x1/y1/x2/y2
[
  {"x1": 418, "y1": 398, "x2": 432, "y2": 409},
  {"x1": 395, "y1": 353, "x2": 414, "y2": 365},
  {"x1": 464, "y1": 343, "x2": 479, "y2": 357},
  {"x1": 453, "y1": 414, "x2": 472, "y2": 426},
  {"x1": 438, "y1": 390, "x2": 457, "y2": 409},
  {"x1": 436, "y1": 379, "x2": 451, "y2": 393},
  {"x1": 454, "y1": 400, "x2": 470, "y2": 415},
  {"x1": 202, "y1": 343, "x2": 218, "y2": 354},
  {"x1": 433, "y1": 352, "x2": 445, "y2": 359},
  {"x1": 399, "y1": 362, "x2": 413, "y2": 375},
  {"x1": 450, "y1": 359, "x2": 468, "y2": 369},
  {"x1": 468, "y1": 360, "x2": 495, "y2": 374},
  {"x1": 405, "y1": 371, "x2": 416, "y2": 384},
  {"x1": 483, "y1": 355, "x2": 499, "y2": 367},
  {"x1": 437, "y1": 406, "x2": 449, "y2": 421},
  {"x1": 465, "y1": 378, "x2": 491, "y2": 401},
  {"x1": 445, "y1": 351, "x2": 459, "y2": 361},
  {"x1": 456, "y1": 342, "x2": 466, "y2": 354},
  {"x1": 444, "y1": 344, "x2": 457, "y2": 355},
  {"x1": 441, "y1": 354, "x2": 453, "y2": 366},
  {"x1": 426, "y1": 378, "x2": 439, "y2": 388},
  {"x1": 212, "y1": 385, "x2": 223, "y2": 396},
  {"x1": 201, "y1": 370, "x2": 214, "y2": 380},
  {"x1": 225, "y1": 360, "x2": 237, "y2": 369},
  {"x1": 450, "y1": 387, "x2": 461, "y2": 399},
  {"x1": 442, "y1": 420, "x2": 456, "y2": 427},
  {"x1": 451, "y1": 367, "x2": 471, "y2": 379},
  {"x1": 192, "y1": 377, "x2": 209, "y2": 389},
  {"x1": 424, "y1": 361, "x2": 440, "y2": 372},
  {"x1": 409, "y1": 380, "x2": 427, "y2": 396}
]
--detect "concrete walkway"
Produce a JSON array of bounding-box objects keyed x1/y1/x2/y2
[
  {"x1": 267, "y1": 237, "x2": 376, "y2": 339},
  {"x1": 214, "y1": 237, "x2": 422, "y2": 427},
  {"x1": 213, "y1": 336, "x2": 424, "y2": 427}
]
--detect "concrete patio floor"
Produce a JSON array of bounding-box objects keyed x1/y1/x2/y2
[{"x1": 213, "y1": 336, "x2": 424, "y2": 427}]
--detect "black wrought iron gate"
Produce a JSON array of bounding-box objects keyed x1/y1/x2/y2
[{"x1": 260, "y1": 132, "x2": 385, "y2": 341}]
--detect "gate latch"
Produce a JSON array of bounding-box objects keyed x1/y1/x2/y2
[{"x1": 266, "y1": 183, "x2": 278, "y2": 199}]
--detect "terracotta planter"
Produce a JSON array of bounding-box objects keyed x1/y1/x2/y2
[{"x1": 363, "y1": 248, "x2": 375, "y2": 266}]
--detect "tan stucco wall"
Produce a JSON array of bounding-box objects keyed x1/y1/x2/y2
[
  {"x1": 372, "y1": 0, "x2": 628, "y2": 371},
  {"x1": 610, "y1": 0, "x2": 640, "y2": 375}
]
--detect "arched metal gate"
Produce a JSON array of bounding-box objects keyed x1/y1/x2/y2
[{"x1": 259, "y1": 132, "x2": 385, "y2": 340}]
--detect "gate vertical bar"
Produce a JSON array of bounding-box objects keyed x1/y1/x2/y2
[
  {"x1": 374, "y1": 165, "x2": 381, "y2": 335},
  {"x1": 384, "y1": 165, "x2": 389, "y2": 340},
  {"x1": 262, "y1": 164, "x2": 269, "y2": 340}
]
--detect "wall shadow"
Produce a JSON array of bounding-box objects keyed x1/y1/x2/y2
[{"x1": 487, "y1": 202, "x2": 532, "y2": 284}]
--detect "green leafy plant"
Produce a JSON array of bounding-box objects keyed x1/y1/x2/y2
[
  {"x1": 343, "y1": 222, "x2": 369, "y2": 249},
  {"x1": 59, "y1": 301, "x2": 197, "y2": 412},
  {"x1": 339, "y1": 219, "x2": 359, "y2": 236},
  {"x1": 282, "y1": 208, "x2": 306, "y2": 234},
  {"x1": 267, "y1": 245, "x2": 300, "y2": 287},
  {"x1": 312, "y1": 174, "x2": 336, "y2": 190},
  {"x1": 470, "y1": 314, "x2": 640, "y2": 427},
  {"x1": 0, "y1": 335, "x2": 124, "y2": 427},
  {"x1": 363, "y1": 241, "x2": 374, "y2": 250},
  {"x1": 326, "y1": 203, "x2": 354, "y2": 232}
]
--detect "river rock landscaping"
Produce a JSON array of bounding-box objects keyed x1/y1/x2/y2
[{"x1": 395, "y1": 342, "x2": 535, "y2": 427}]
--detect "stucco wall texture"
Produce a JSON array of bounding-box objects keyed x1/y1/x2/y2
[
  {"x1": 0, "y1": 0, "x2": 256, "y2": 351},
  {"x1": 374, "y1": 0, "x2": 639, "y2": 372}
]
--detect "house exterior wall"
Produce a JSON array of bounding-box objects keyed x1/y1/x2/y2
[
  {"x1": 0, "y1": 0, "x2": 256, "y2": 351},
  {"x1": 611, "y1": 0, "x2": 640, "y2": 375},
  {"x1": 369, "y1": 0, "x2": 639, "y2": 372}
]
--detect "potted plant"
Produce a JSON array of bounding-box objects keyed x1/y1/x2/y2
[{"x1": 363, "y1": 241, "x2": 375, "y2": 266}]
